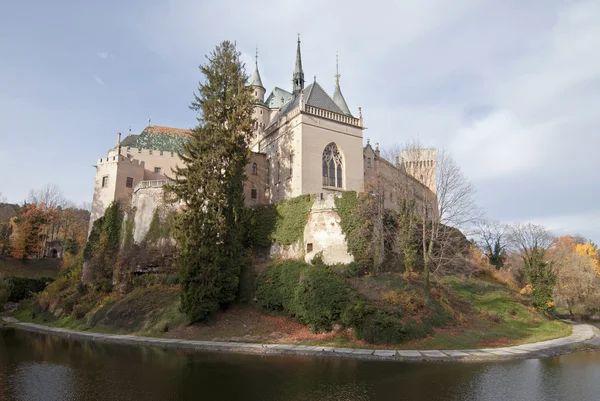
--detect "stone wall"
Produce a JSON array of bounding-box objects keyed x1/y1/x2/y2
[
  {"x1": 131, "y1": 184, "x2": 177, "y2": 244},
  {"x1": 303, "y1": 192, "x2": 353, "y2": 265}
]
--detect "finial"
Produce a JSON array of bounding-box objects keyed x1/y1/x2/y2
[
  {"x1": 255, "y1": 46, "x2": 258, "y2": 65},
  {"x1": 314, "y1": 75, "x2": 316, "y2": 82},
  {"x1": 335, "y1": 52, "x2": 340, "y2": 85},
  {"x1": 359, "y1": 107, "x2": 362, "y2": 118},
  {"x1": 297, "y1": 33, "x2": 300, "y2": 44},
  {"x1": 148, "y1": 117, "x2": 151, "y2": 126},
  {"x1": 376, "y1": 142, "x2": 380, "y2": 151},
  {"x1": 128, "y1": 125, "x2": 131, "y2": 134},
  {"x1": 367, "y1": 137, "x2": 370, "y2": 145}
]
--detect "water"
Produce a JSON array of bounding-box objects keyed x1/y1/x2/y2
[{"x1": 1, "y1": 327, "x2": 599, "y2": 401}]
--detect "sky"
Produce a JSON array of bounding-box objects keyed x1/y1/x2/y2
[{"x1": 0, "y1": 0, "x2": 598, "y2": 243}]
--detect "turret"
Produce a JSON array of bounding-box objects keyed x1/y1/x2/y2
[
  {"x1": 249, "y1": 48, "x2": 265, "y2": 103},
  {"x1": 293, "y1": 35, "x2": 304, "y2": 94},
  {"x1": 332, "y1": 54, "x2": 352, "y2": 116}
]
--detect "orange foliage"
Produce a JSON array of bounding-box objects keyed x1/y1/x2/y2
[{"x1": 10, "y1": 203, "x2": 57, "y2": 259}]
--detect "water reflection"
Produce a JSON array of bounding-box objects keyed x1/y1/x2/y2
[{"x1": 1, "y1": 327, "x2": 599, "y2": 401}]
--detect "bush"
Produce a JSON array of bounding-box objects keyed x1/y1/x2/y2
[
  {"x1": 353, "y1": 310, "x2": 407, "y2": 344},
  {"x1": 2, "y1": 277, "x2": 53, "y2": 302},
  {"x1": 0, "y1": 278, "x2": 13, "y2": 306},
  {"x1": 256, "y1": 261, "x2": 352, "y2": 332}
]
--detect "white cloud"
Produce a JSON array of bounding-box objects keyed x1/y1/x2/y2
[
  {"x1": 96, "y1": 51, "x2": 114, "y2": 59},
  {"x1": 93, "y1": 74, "x2": 105, "y2": 86}
]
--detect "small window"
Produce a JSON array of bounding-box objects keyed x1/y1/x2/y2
[
  {"x1": 251, "y1": 188, "x2": 257, "y2": 199},
  {"x1": 126, "y1": 177, "x2": 134, "y2": 188},
  {"x1": 127, "y1": 146, "x2": 131, "y2": 153},
  {"x1": 101, "y1": 176, "x2": 108, "y2": 188},
  {"x1": 154, "y1": 167, "x2": 162, "y2": 174},
  {"x1": 367, "y1": 158, "x2": 371, "y2": 168},
  {"x1": 307, "y1": 243, "x2": 313, "y2": 253},
  {"x1": 138, "y1": 148, "x2": 142, "y2": 154},
  {"x1": 160, "y1": 151, "x2": 163, "y2": 156},
  {"x1": 149, "y1": 149, "x2": 153, "y2": 155},
  {"x1": 251, "y1": 163, "x2": 257, "y2": 175},
  {"x1": 389, "y1": 192, "x2": 393, "y2": 201},
  {"x1": 171, "y1": 152, "x2": 174, "y2": 157}
]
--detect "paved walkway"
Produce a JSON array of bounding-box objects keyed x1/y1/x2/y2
[{"x1": 1, "y1": 316, "x2": 597, "y2": 362}]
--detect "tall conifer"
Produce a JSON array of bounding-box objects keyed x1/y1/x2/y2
[{"x1": 168, "y1": 41, "x2": 255, "y2": 321}]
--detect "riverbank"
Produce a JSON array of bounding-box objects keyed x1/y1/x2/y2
[{"x1": 1, "y1": 316, "x2": 597, "y2": 363}]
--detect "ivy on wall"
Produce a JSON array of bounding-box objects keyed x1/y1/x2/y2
[
  {"x1": 335, "y1": 191, "x2": 374, "y2": 271},
  {"x1": 123, "y1": 208, "x2": 136, "y2": 249},
  {"x1": 245, "y1": 194, "x2": 314, "y2": 248},
  {"x1": 145, "y1": 209, "x2": 176, "y2": 244}
]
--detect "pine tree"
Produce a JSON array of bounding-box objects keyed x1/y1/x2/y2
[{"x1": 167, "y1": 41, "x2": 255, "y2": 322}]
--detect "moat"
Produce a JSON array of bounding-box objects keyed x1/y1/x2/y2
[{"x1": 1, "y1": 327, "x2": 600, "y2": 401}]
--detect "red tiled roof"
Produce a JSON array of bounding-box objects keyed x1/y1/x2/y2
[{"x1": 144, "y1": 125, "x2": 192, "y2": 137}]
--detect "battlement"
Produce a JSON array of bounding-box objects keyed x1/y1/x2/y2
[
  {"x1": 96, "y1": 154, "x2": 146, "y2": 167},
  {"x1": 123, "y1": 146, "x2": 179, "y2": 158}
]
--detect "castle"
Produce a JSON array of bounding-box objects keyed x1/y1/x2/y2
[{"x1": 89, "y1": 38, "x2": 437, "y2": 263}]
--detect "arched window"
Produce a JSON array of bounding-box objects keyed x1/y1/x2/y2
[
  {"x1": 322, "y1": 142, "x2": 343, "y2": 188},
  {"x1": 251, "y1": 162, "x2": 257, "y2": 175}
]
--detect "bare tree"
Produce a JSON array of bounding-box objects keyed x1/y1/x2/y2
[
  {"x1": 509, "y1": 223, "x2": 556, "y2": 311},
  {"x1": 509, "y1": 223, "x2": 554, "y2": 263},
  {"x1": 390, "y1": 140, "x2": 481, "y2": 293},
  {"x1": 28, "y1": 184, "x2": 66, "y2": 208},
  {"x1": 475, "y1": 220, "x2": 508, "y2": 269}
]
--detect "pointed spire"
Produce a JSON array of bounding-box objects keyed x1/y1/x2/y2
[
  {"x1": 249, "y1": 46, "x2": 264, "y2": 88},
  {"x1": 293, "y1": 34, "x2": 304, "y2": 94},
  {"x1": 332, "y1": 53, "x2": 352, "y2": 116}
]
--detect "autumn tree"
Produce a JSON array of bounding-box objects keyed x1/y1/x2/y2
[
  {"x1": 167, "y1": 41, "x2": 255, "y2": 322},
  {"x1": 509, "y1": 223, "x2": 555, "y2": 313},
  {"x1": 550, "y1": 236, "x2": 600, "y2": 316},
  {"x1": 10, "y1": 203, "x2": 58, "y2": 259}
]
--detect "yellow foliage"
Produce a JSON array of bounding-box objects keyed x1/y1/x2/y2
[
  {"x1": 575, "y1": 243, "x2": 598, "y2": 258},
  {"x1": 520, "y1": 284, "x2": 533, "y2": 296},
  {"x1": 546, "y1": 300, "x2": 554, "y2": 308},
  {"x1": 575, "y1": 243, "x2": 600, "y2": 275},
  {"x1": 381, "y1": 290, "x2": 399, "y2": 305}
]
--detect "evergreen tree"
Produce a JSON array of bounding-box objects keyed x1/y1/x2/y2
[{"x1": 167, "y1": 41, "x2": 255, "y2": 322}]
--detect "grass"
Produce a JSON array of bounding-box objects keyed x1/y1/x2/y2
[
  {"x1": 13, "y1": 284, "x2": 188, "y2": 337},
  {"x1": 10, "y1": 271, "x2": 572, "y2": 350},
  {"x1": 0, "y1": 258, "x2": 60, "y2": 279}
]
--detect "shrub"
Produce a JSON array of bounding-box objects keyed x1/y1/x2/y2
[
  {"x1": 3, "y1": 277, "x2": 53, "y2": 302},
  {"x1": 353, "y1": 310, "x2": 407, "y2": 344},
  {"x1": 256, "y1": 261, "x2": 351, "y2": 332},
  {"x1": 0, "y1": 278, "x2": 12, "y2": 306}
]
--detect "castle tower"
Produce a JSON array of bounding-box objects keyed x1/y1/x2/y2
[
  {"x1": 332, "y1": 54, "x2": 352, "y2": 116},
  {"x1": 249, "y1": 48, "x2": 265, "y2": 103},
  {"x1": 292, "y1": 35, "x2": 305, "y2": 94},
  {"x1": 249, "y1": 48, "x2": 269, "y2": 151}
]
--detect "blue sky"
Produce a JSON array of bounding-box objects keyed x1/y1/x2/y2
[{"x1": 1, "y1": 0, "x2": 598, "y2": 243}]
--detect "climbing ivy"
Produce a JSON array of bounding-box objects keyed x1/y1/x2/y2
[
  {"x1": 335, "y1": 191, "x2": 374, "y2": 272},
  {"x1": 123, "y1": 208, "x2": 136, "y2": 249},
  {"x1": 245, "y1": 195, "x2": 314, "y2": 248},
  {"x1": 145, "y1": 209, "x2": 176, "y2": 244}
]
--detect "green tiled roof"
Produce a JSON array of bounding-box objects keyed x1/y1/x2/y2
[{"x1": 121, "y1": 126, "x2": 191, "y2": 153}]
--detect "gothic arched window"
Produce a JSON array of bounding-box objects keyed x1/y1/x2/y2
[
  {"x1": 251, "y1": 162, "x2": 257, "y2": 175},
  {"x1": 322, "y1": 143, "x2": 343, "y2": 188}
]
